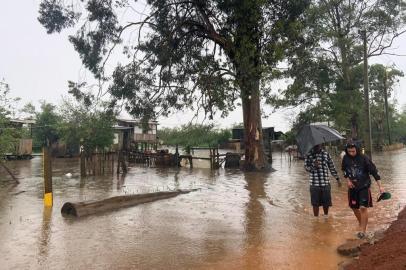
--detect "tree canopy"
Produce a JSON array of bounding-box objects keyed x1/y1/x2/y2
[
  {"x1": 33, "y1": 101, "x2": 61, "y2": 147},
  {"x1": 268, "y1": 0, "x2": 406, "y2": 138},
  {"x1": 38, "y1": 0, "x2": 310, "y2": 169},
  {"x1": 0, "y1": 80, "x2": 21, "y2": 157},
  {"x1": 0, "y1": 80, "x2": 29, "y2": 182}
]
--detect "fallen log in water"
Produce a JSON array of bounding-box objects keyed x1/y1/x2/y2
[{"x1": 61, "y1": 189, "x2": 198, "y2": 217}]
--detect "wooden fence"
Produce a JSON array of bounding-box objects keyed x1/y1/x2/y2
[{"x1": 80, "y1": 151, "x2": 127, "y2": 176}]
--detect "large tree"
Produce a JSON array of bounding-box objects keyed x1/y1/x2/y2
[
  {"x1": 367, "y1": 64, "x2": 403, "y2": 146},
  {"x1": 284, "y1": 63, "x2": 404, "y2": 144},
  {"x1": 269, "y1": 0, "x2": 406, "y2": 139},
  {"x1": 38, "y1": 0, "x2": 309, "y2": 170}
]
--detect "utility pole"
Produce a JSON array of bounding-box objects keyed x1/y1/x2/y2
[
  {"x1": 361, "y1": 30, "x2": 373, "y2": 159},
  {"x1": 383, "y1": 69, "x2": 392, "y2": 145}
]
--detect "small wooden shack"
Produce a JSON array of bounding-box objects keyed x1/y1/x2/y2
[
  {"x1": 16, "y1": 139, "x2": 32, "y2": 156},
  {"x1": 231, "y1": 127, "x2": 284, "y2": 150},
  {"x1": 113, "y1": 118, "x2": 159, "y2": 151}
]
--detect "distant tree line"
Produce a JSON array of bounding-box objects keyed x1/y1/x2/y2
[
  {"x1": 158, "y1": 124, "x2": 231, "y2": 148},
  {"x1": 284, "y1": 63, "x2": 404, "y2": 148}
]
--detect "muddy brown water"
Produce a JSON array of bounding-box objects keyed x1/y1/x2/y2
[{"x1": 1, "y1": 149, "x2": 406, "y2": 270}]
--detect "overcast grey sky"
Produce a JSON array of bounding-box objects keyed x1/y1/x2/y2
[{"x1": 1, "y1": 1, "x2": 406, "y2": 132}]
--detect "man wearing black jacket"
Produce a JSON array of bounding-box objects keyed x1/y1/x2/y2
[{"x1": 342, "y1": 143, "x2": 384, "y2": 239}]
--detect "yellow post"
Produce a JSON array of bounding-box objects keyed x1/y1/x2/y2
[{"x1": 43, "y1": 146, "x2": 53, "y2": 207}]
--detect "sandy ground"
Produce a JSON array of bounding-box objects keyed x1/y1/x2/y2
[{"x1": 345, "y1": 206, "x2": 406, "y2": 270}]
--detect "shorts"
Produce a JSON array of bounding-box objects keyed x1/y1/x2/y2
[
  {"x1": 348, "y1": 187, "x2": 373, "y2": 209},
  {"x1": 310, "y1": 185, "x2": 332, "y2": 207}
]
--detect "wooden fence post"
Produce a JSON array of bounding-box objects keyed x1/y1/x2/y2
[
  {"x1": 111, "y1": 152, "x2": 114, "y2": 174},
  {"x1": 80, "y1": 145, "x2": 86, "y2": 177},
  {"x1": 216, "y1": 147, "x2": 220, "y2": 169},
  {"x1": 117, "y1": 151, "x2": 121, "y2": 174},
  {"x1": 209, "y1": 148, "x2": 213, "y2": 170},
  {"x1": 43, "y1": 146, "x2": 53, "y2": 207},
  {"x1": 175, "y1": 144, "x2": 179, "y2": 167}
]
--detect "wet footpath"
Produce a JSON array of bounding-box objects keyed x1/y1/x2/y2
[{"x1": 1, "y1": 149, "x2": 406, "y2": 270}]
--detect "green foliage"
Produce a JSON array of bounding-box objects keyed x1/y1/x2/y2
[
  {"x1": 0, "y1": 119, "x2": 18, "y2": 157},
  {"x1": 281, "y1": 130, "x2": 296, "y2": 145},
  {"x1": 269, "y1": 0, "x2": 406, "y2": 136},
  {"x1": 38, "y1": 0, "x2": 309, "y2": 120},
  {"x1": 21, "y1": 102, "x2": 36, "y2": 118},
  {"x1": 33, "y1": 101, "x2": 61, "y2": 147},
  {"x1": 369, "y1": 65, "x2": 404, "y2": 104},
  {"x1": 58, "y1": 99, "x2": 115, "y2": 154},
  {"x1": 38, "y1": 0, "x2": 312, "y2": 168},
  {"x1": 392, "y1": 107, "x2": 406, "y2": 143},
  {"x1": 232, "y1": 122, "x2": 244, "y2": 128},
  {"x1": 0, "y1": 81, "x2": 25, "y2": 157},
  {"x1": 38, "y1": 0, "x2": 79, "y2": 34},
  {"x1": 32, "y1": 96, "x2": 116, "y2": 154},
  {"x1": 283, "y1": 63, "x2": 403, "y2": 141},
  {"x1": 368, "y1": 65, "x2": 404, "y2": 145},
  {"x1": 158, "y1": 124, "x2": 231, "y2": 147},
  {"x1": 0, "y1": 80, "x2": 21, "y2": 118}
]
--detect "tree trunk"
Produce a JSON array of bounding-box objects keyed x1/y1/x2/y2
[
  {"x1": 61, "y1": 189, "x2": 198, "y2": 217},
  {"x1": 231, "y1": 0, "x2": 267, "y2": 170},
  {"x1": 339, "y1": 38, "x2": 359, "y2": 139},
  {"x1": 350, "y1": 114, "x2": 358, "y2": 139},
  {"x1": 241, "y1": 83, "x2": 267, "y2": 170}
]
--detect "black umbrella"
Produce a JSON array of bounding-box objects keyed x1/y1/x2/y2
[{"x1": 296, "y1": 125, "x2": 344, "y2": 155}]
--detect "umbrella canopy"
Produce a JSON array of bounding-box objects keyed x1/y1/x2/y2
[{"x1": 296, "y1": 125, "x2": 344, "y2": 155}]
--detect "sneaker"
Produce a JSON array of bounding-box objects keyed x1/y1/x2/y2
[
  {"x1": 356, "y1": 232, "x2": 366, "y2": 239},
  {"x1": 365, "y1": 231, "x2": 374, "y2": 240}
]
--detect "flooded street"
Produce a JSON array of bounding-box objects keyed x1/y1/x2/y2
[{"x1": 1, "y1": 149, "x2": 406, "y2": 270}]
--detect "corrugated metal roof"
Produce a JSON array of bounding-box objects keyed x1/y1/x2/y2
[
  {"x1": 10, "y1": 119, "x2": 36, "y2": 124},
  {"x1": 117, "y1": 118, "x2": 158, "y2": 124},
  {"x1": 113, "y1": 125, "x2": 133, "y2": 130}
]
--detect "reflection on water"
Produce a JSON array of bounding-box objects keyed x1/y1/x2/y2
[
  {"x1": 37, "y1": 206, "x2": 52, "y2": 267},
  {"x1": 1, "y1": 149, "x2": 406, "y2": 269},
  {"x1": 243, "y1": 172, "x2": 267, "y2": 270}
]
